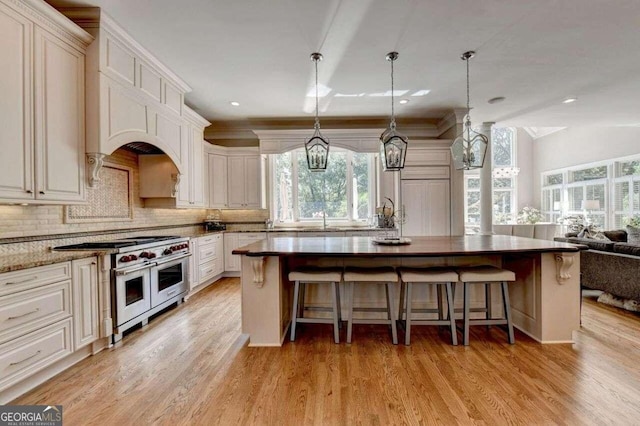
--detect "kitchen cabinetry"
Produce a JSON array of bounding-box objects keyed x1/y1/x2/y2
[
  {"x1": 401, "y1": 180, "x2": 450, "y2": 236},
  {"x1": 207, "y1": 154, "x2": 228, "y2": 208},
  {"x1": 71, "y1": 257, "x2": 98, "y2": 350},
  {"x1": 0, "y1": 0, "x2": 91, "y2": 204},
  {"x1": 0, "y1": 262, "x2": 74, "y2": 392},
  {"x1": 196, "y1": 233, "x2": 224, "y2": 286},
  {"x1": 224, "y1": 233, "x2": 266, "y2": 272},
  {"x1": 139, "y1": 108, "x2": 209, "y2": 209},
  {"x1": 227, "y1": 156, "x2": 261, "y2": 208}
]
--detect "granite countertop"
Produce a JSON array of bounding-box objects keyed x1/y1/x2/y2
[{"x1": 0, "y1": 250, "x2": 114, "y2": 274}]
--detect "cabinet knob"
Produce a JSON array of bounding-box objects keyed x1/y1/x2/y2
[
  {"x1": 26, "y1": 190, "x2": 33, "y2": 194},
  {"x1": 39, "y1": 191, "x2": 45, "y2": 195}
]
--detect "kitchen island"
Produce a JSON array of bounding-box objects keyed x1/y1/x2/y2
[{"x1": 233, "y1": 235, "x2": 581, "y2": 346}]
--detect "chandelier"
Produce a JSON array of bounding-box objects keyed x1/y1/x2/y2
[
  {"x1": 305, "y1": 52, "x2": 329, "y2": 171},
  {"x1": 450, "y1": 51, "x2": 488, "y2": 170},
  {"x1": 380, "y1": 52, "x2": 408, "y2": 171}
]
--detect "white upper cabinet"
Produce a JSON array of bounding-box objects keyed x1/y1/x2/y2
[
  {"x1": 227, "y1": 155, "x2": 261, "y2": 208},
  {"x1": 207, "y1": 154, "x2": 228, "y2": 209},
  {"x1": 0, "y1": 0, "x2": 92, "y2": 204},
  {"x1": 205, "y1": 146, "x2": 262, "y2": 210}
]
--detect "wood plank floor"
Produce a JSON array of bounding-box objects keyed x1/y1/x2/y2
[{"x1": 13, "y1": 278, "x2": 640, "y2": 425}]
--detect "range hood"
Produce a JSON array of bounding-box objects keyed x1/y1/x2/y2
[{"x1": 61, "y1": 8, "x2": 192, "y2": 188}]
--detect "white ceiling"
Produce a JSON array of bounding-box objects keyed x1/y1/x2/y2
[{"x1": 47, "y1": 0, "x2": 640, "y2": 128}]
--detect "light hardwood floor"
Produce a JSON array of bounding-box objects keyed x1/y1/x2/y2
[{"x1": 13, "y1": 278, "x2": 640, "y2": 425}]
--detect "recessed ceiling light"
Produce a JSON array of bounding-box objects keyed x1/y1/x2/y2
[
  {"x1": 562, "y1": 98, "x2": 577, "y2": 104},
  {"x1": 399, "y1": 99, "x2": 409, "y2": 104},
  {"x1": 488, "y1": 96, "x2": 506, "y2": 104},
  {"x1": 230, "y1": 101, "x2": 240, "y2": 106}
]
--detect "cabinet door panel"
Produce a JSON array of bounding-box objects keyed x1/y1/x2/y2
[
  {"x1": 208, "y1": 154, "x2": 228, "y2": 208},
  {"x1": 227, "y1": 157, "x2": 246, "y2": 207},
  {"x1": 34, "y1": 28, "x2": 85, "y2": 201},
  {"x1": 0, "y1": 5, "x2": 33, "y2": 199},
  {"x1": 244, "y1": 156, "x2": 261, "y2": 207},
  {"x1": 190, "y1": 131, "x2": 205, "y2": 207},
  {"x1": 401, "y1": 180, "x2": 450, "y2": 237},
  {"x1": 72, "y1": 258, "x2": 98, "y2": 349}
]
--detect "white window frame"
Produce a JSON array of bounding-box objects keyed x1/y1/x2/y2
[{"x1": 269, "y1": 148, "x2": 376, "y2": 226}]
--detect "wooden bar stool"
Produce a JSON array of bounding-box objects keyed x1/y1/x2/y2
[
  {"x1": 289, "y1": 267, "x2": 343, "y2": 343},
  {"x1": 344, "y1": 266, "x2": 399, "y2": 344},
  {"x1": 398, "y1": 268, "x2": 458, "y2": 345},
  {"x1": 457, "y1": 266, "x2": 516, "y2": 346}
]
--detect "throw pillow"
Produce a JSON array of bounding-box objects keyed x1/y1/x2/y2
[
  {"x1": 592, "y1": 232, "x2": 610, "y2": 241},
  {"x1": 626, "y1": 225, "x2": 640, "y2": 244},
  {"x1": 603, "y1": 229, "x2": 627, "y2": 242},
  {"x1": 577, "y1": 227, "x2": 592, "y2": 239}
]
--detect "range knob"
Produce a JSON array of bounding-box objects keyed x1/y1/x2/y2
[
  {"x1": 140, "y1": 252, "x2": 151, "y2": 259},
  {"x1": 119, "y1": 255, "x2": 132, "y2": 263},
  {"x1": 129, "y1": 254, "x2": 138, "y2": 260},
  {"x1": 163, "y1": 248, "x2": 173, "y2": 255},
  {"x1": 148, "y1": 252, "x2": 156, "y2": 259}
]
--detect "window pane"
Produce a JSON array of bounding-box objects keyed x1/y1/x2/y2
[
  {"x1": 585, "y1": 184, "x2": 605, "y2": 210},
  {"x1": 568, "y1": 187, "x2": 584, "y2": 211},
  {"x1": 467, "y1": 191, "x2": 480, "y2": 224},
  {"x1": 274, "y1": 152, "x2": 293, "y2": 222},
  {"x1": 297, "y1": 151, "x2": 348, "y2": 220},
  {"x1": 494, "y1": 178, "x2": 513, "y2": 188},
  {"x1": 571, "y1": 166, "x2": 607, "y2": 182},
  {"x1": 492, "y1": 127, "x2": 514, "y2": 167},
  {"x1": 493, "y1": 190, "x2": 513, "y2": 220},
  {"x1": 352, "y1": 152, "x2": 371, "y2": 220},
  {"x1": 634, "y1": 181, "x2": 640, "y2": 211},
  {"x1": 545, "y1": 173, "x2": 563, "y2": 186},
  {"x1": 468, "y1": 178, "x2": 480, "y2": 189},
  {"x1": 614, "y1": 181, "x2": 629, "y2": 211},
  {"x1": 619, "y1": 160, "x2": 640, "y2": 177}
]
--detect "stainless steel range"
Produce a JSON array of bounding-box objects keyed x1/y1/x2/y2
[{"x1": 55, "y1": 236, "x2": 190, "y2": 342}]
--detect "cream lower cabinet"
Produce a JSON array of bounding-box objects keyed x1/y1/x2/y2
[
  {"x1": 0, "y1": 257, "x2": 99, "y2": 395},
  {"x1": 71, "y1": 258, "x2": 99, "y2": 350},
  {"x1": 0, "y1": 0, "x2": 90, "y2": 203},
  {"x1": 194, "y1": 234, "x2": 224, "y2": 285},
  {"x1": 224, "y1": 233, "x2": 267, "y2": 272},
  {"x1": 401, "y1": 179, "x2": 451, "y2": 236}
]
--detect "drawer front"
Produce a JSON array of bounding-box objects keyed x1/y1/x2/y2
[
  {"x1": 198, "y1": 242, "x2": 217, "y2": 263},
  {"x1": 404, "y1": 148, "x2": 450, "y2": 166},
  {"x1": 344, "y1": 231, "x2": 371, "y2": 237},
  {"x1": 198, "y1": 234, "x2": 221, "y2": 245},
  {"x1": 198, "y1": 261, "x2": 217, "y2": 283},
  {"x1": 0, "y1": 281, "x2": 72, "y2": 344},
  {"x1": 238, "y1": 233, "x2": 266, "y2": 241},
  {"x1": 0, "y1": 263, "x2": 71, "y2": 296},
  {"x1": 0, "y1": 318, "x2": 73, "y2": 391}
]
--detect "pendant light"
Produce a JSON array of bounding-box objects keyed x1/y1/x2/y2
[
  {"x1": 380, "y1": 51, "x2": 408, "y2": 171},
  {"x1": 305, "y1": 52, "x2": 329, "y2": 172},
  {"x1": 451, "y1": 51, "x2": 488, "y2": 170}
]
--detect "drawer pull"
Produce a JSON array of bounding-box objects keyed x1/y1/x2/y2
[
  {"x1": 167, "y1": 289, "x2": 178, "y2": 297},
  {"x1": 10, "y1": 350, "x2": 42, "y2": 366},
  {"x1": 6, "y1": 276, "x2": 38, "y2": 285},
  {"x1": 7, "y1": 308, "x2": 40, "y2": 321}
]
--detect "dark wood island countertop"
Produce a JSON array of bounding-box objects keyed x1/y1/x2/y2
[{"x1": 232, "y1": 235, "x2": 581, "y2": 258}]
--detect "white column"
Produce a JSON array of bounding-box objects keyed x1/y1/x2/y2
[{"x1": 479, "y1": 122, "x2": 494, "y2": 235}]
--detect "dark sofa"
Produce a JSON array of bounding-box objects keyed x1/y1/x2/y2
[{"x1": 555, "y1": 231, "x2": 640, "y2": 302}]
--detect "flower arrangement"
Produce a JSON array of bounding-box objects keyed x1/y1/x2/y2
[
  {"x1": 623, "y1": 214, "x2": 640, "y2": 228},
  {"x1": 517, "y1": 206, "x2": 543, "y2": 224},
  {"x1": 558, "y1": 214, "x2": 600, "y2": 234}
]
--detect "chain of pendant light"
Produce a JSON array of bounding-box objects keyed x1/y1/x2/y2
[
  {"x1": 390, "y1": 54, "x2": 396, "y2": 129},
  {"x1": 314, "y1": 55, "x2": 320, "y2": 129},
  {"x1": 465, "y1": 53, "x2": 472, "y2": 127}
]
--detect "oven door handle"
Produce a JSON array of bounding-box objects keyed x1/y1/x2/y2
[
  {"x1": 115, "y1": 263, "x2": 154, "y2": 276},
  {"x1": 154, "y1": 253, "x2": 191, "y2": 266}
]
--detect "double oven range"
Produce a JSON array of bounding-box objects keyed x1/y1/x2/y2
[{"x1": 55, "y1": 236, "x2": 190, "y2": 342}]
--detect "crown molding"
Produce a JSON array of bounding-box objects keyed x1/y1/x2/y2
[
  {"x1": 437, "y1": 108, "x2": 468, "y2": 136},
  {"x1": 522, "y1": 126, "x2": 566, "y2": 140}
]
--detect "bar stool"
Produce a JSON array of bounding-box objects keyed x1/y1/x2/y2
[
  {"x1": 344, "y1": 266, "x2": 399, "y2": 344},
  {"x1": 398, "y1": 268, "x2": 458, "y2": 346},
  {"x1": 457, "y1": 265, "x2": 516, "y2": 346},
  {"x1": 289, "y1": 267, "x2": 343, "y2": 343}
]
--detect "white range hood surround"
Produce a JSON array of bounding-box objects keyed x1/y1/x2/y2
[{"x1": 61, "y1": 8, "x2": 192, "y2": 187}]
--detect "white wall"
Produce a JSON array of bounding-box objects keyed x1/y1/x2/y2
[{"x1": 532, "y1": 127, "x2": 640, "y2": 206}]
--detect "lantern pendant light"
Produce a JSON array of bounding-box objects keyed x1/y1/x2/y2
[
  {"x1": 451, "y1": 51, "x2": 488, "y2": 170},
  {"x1": 380, "y1": 52, "x2": 408, "y2": 171},
  {"x1": 305, "y1": 52, "x2": 329, "y2": 172}
]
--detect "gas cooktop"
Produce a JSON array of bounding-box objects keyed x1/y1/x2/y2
[{"x1": 54, "y1": 236, "x2": 182, "y2": 250}]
